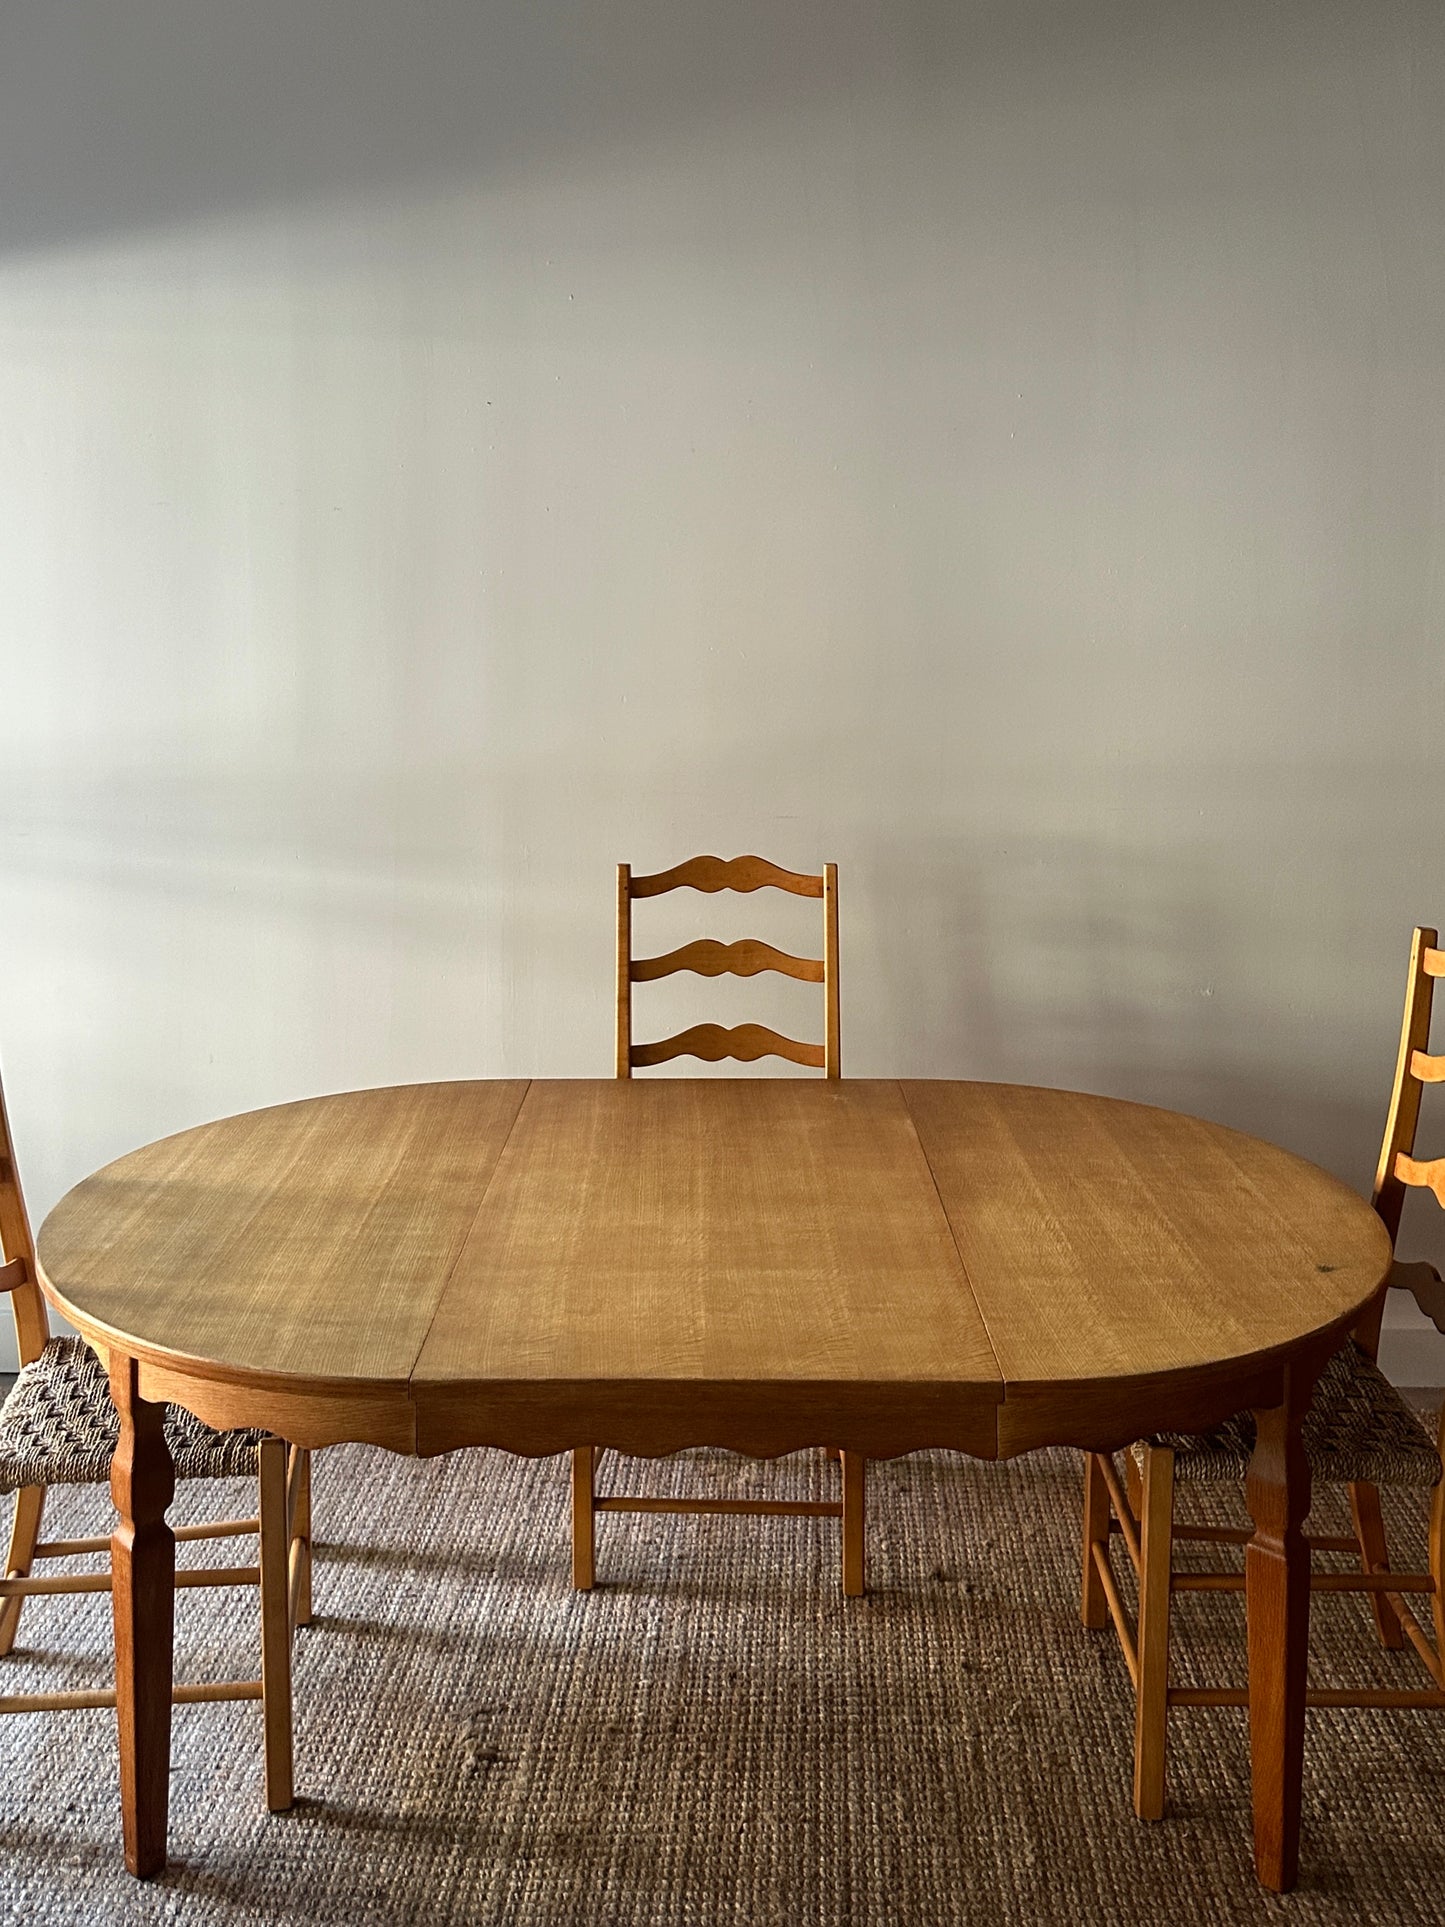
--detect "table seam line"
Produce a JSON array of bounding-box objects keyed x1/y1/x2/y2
[
  {"x1": 406, "y1": 1078, "x2": 534, "y2": 1399},
  {"x1": 896, "y1": 1079, "x2": 1007, "y2": 1413}
]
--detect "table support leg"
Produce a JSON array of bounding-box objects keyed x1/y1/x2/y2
[
  {"x1": 109, "y1": 1354, "x2": 176, "y2": 1879},
  {"x1": 1245, "y1": 1368, "x2": 1313, "y2": 1893},
  {"x1": 841, "y1": 1452, "x2": 865, "y2": 1597},
  {"x1": 571, "y1": 1447, "x2": 596, "y2": 1591}
]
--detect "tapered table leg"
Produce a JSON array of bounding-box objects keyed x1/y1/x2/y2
[
  {"x1": 1245, "y1": 1366, "x2": 1314, "y2": 1893},
  {"x1": 109, "y1": 1354, "x2": 176, "y2": 1879}
]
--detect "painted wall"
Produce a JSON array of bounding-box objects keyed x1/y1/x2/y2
[{"x1": 2, "y1": 3, "x2": 1442, "y2": 1375}]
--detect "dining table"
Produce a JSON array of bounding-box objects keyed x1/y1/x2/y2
[{"x1": 34, "y1": 1076, "x2": 1392, "y2": 1891}]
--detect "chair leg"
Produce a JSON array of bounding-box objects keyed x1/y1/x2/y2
[
  {"x1": 1133, "y1": 1446, "x2": 1175, "y2": 1822},
  {"x1": 1081, "y1": 1454, "x2": 1110, "y2": 1629},
  {"x1": 1125, "y1": 1450, "x2": 1143, "y2": 1519},
  {"x1": 1348, "y1": 1480, "x2": 1404, "y2": 1649},
  {"x1": 571, "y1": 1448, "x2": 596, "y2": 1591},
  {"x1": 841, "y1": 1452, "x2": 865, "y2": 1597},
  {"x1": 257, "y1": 1439, "x2": 294, "y2": 1812},
  {"x1": 288, "y1": 1448, "x2": 313, "y2": 1630},
  {"x1": 0, "y1": 1486, "x2": 45, "y2": 1657}
]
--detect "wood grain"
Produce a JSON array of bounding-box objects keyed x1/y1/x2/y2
[
  {"x1": 1349, "y1": 1479, "x2": 1405, "y2": 1647},
  {"x1": 34, "y1": 1074, "x2": 1401, "y2": 1892},
  {"x1": 0, "y1": 1486, "x2": 45, "y2": 1655},
  {"x1": 901, "y1": 1081, "x2": 1390, "y2": 1444},
  {"x1": 1081, "y1": 1454, "x2": 1111, "y2": 1630},
  {"x1": 630, "y1": 939, "x2": 824, "y2": 984},
  {"x1": 413, "y1": 1080, "x2": 1001, "y2": 1446},
  {"x1": 109, "y1": 1354, "x2": 175, "y2": 1880},
  {"x1": 1132, "y1": 1447, "x2": 1175, "y2": 1820},
  {"x1": 615, "y1": 866, "x2": 632, "y2": 1080},
  {"x1": 823, "y1": 863, "x2": 840, "y2": 1080},
  {"x1": 133, "y1": 1359, "x2": 416, "y2": 1452},
  {"x1": 620, "y1": 856, "x2": 835, "y2": 1076},
  {"x1": 257, "y1": 1438, "x2": 293, "y2": 1812},
  {"x1": 1245, "y1": 1370, "x2": 1315, "y2": 1893},
  {"x1": 415, "y1": 1375, "x2": 1001, "y2": 1460},
  {"x1": 38, "y1": 1079, "x2": 1391, "y2": 1464},
  {"x1": 38, "y1": 1081, "x2": 528, "y2": 1389},
  {"x1": 607, "y1": 857, "x2": 847, "y2": 1579},
  {"x1": 841, "y1": 1450, "x2": 865, "y2": 1596},
  {"x1": 631, "y1": 1022, "x2": 825, "y2": 1071},
  {"x1": 1396, "y1": 1152, "x2": 1445, "y2": 1206},
  {"x1": 629, "y1": 855, "x2": 824, "y2": 898},
  {"x1": 570, "y1": 1447, "x2": 596, "y2": 1590},
  {"x1": 1372, "y1": 926, "x2": 1438, "y2": 1243}
]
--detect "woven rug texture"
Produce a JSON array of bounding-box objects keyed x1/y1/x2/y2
[{"x1": 1, "y1": 1443, "x2": 1443, "y2": 1926}]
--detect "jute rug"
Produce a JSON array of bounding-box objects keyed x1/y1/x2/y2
[{"x1": 1, "y1": 1443, "x2": 1442, "y2": 1926}]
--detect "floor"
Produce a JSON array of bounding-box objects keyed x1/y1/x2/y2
[{"x1": 2, "y1": 1434, "x2": 1443, "y2": 1925}]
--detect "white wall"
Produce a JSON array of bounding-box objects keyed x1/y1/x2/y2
[{"x1": 2, "y1": 2, "x2": 1442, "y2": 1376}]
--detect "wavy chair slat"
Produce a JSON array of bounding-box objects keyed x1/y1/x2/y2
[
  {"x1": 1426, "y1": 948, "x2": 1445, "y2": 977},
  {"x1": 0, "y1": 1256, "x2": 27, "y2": 1293},
  {"x1": 629, "y1": 854, "x2": 824, "y2": 899},
  {"x1": 1372, "y1": 925, "x2": 1440, "y2": 1249},
  {"x1": 631, "y1": 1022, "x2": 825, "y2": 1070},
  {"x1": 631, "y1": 938, "x2": 825, "y2": 984},
  {"x1": 1410, "y1": 1050, "x2": 1445, "y2": 1083},
  {"x1": 1396, "y1": 1153, "x2": 1445, "y2": 1205}
]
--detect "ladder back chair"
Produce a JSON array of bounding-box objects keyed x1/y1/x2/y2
[
  {"x1": 0, "y1": 1067, "x2": 312, "y2": 1812},
  {"x1": 572, "y1": 854, "x2": 866, "y2": 1595},
  {"x1": 1080, "y1": 926, "x2": 1445, "y2": 1820}
]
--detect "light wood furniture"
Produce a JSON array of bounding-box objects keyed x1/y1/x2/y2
[
  {"x1": 0, "y1": 1067, "x2": 310, "y2": 1810},
  {"x1": 36, "y1": 1078, "x2": 1392, "y2": 1889},
  {"x1": 614, "y1": 855, "x2": 840, "y2": 1079},
  {"x1": 1081, "y1": 927, "x2": 1445, "y2": 1824},
  {"x1": 573, "y1": 855, "x2": 862, "y2": 1594}
]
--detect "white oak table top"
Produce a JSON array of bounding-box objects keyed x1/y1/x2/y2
[{"x1": 35, "y1": 1078, "x2": 1391, "y2": 1459}]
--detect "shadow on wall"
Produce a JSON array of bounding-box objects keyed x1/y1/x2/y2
[
  {"x1": 857, "y1": 828, "x2": 1382, "y2": 1187},
  {"x1": 0, "y1": 0, "x2": 1161, "y2": 259},
  {"x1": 0, "y1": 727, "x2": 1433, "y2": 1228}
]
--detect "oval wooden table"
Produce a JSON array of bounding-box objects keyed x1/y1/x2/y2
[{"x1": 35, "y1": 1079, "x2": 1391, "y2": 1891}]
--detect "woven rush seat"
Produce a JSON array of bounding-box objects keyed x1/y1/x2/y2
[
  {"x1": 1134, "y1": 1340, "x2": 1442, "y2": 1489},
  {"x1": 0, "y1": 1335, "x2": 268, "y2": 1494}
]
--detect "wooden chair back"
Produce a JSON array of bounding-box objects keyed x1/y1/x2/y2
[
  {"x1": 1373, "y1": 925, "x2": 1445, "y2": 1233},
  {"x1": 0, "y1": 1067, "x2": 49, "y2": 1368},
  {"x1": 616, "y1": 855, "x2": 839, "y2": 1079},
  {"x1": 1352, "y1": 924, "x2": 1445, "y2": 1355}
]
